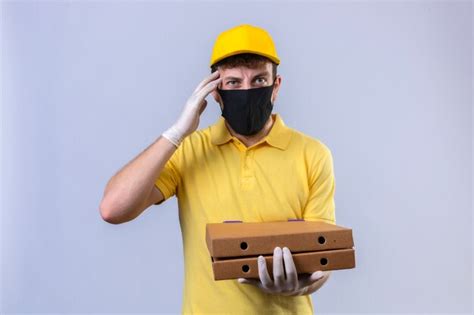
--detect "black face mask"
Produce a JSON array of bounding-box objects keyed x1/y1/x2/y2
[{"x1": 217, "y1": 80, "x2": 276, "y2": 136}]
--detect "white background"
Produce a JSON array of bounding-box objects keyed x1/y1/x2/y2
[{"x1": 1, "y1": 1, "x2": 472, "y2": 313}]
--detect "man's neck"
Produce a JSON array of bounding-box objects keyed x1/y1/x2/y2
[{"x1": 225, "y1": 114, "x2": 275, "y2": 148}]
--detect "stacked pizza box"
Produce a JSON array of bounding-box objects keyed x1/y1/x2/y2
[{"x1": 205, "y1": 219, "x2": 356, "y2": 281}]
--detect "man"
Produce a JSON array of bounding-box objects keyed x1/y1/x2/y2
[{"x1": 100, "y1": 24, "x2": 337, "y2": 314}]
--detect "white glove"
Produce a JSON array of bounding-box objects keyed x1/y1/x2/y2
[
  {"x1": 162, "y1": 71, "x2": 222, "y2": 147},
  {"x1": 238, "y1": 246, "x2": 326, "y2": 296}
]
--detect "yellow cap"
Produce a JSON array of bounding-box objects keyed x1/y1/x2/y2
[{"x1": 209, "y1": 24, "x2": 280, "y2": 67}]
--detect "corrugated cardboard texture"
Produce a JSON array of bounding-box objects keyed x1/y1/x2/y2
[
  {"x1": 211, "y1": 248, "x2": 356, "y2": 280},
  {"x1": 206, "y1": 220, "x2": 354, "y2": 258}
]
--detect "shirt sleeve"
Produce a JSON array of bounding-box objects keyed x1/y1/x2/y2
[
  {"x1": 303, "y1": 145, "x2": 337, "y2": 224},
  {"x1": 154, "y1": 145, "x2": 182, "y2": 205}
]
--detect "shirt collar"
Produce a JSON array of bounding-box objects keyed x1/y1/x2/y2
[{"x1": 210, "y1": 112, "x2": 292, "y2": 150}]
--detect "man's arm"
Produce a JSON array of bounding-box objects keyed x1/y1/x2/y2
[
  {"x1": 99, "y1": 136, "x2": 177, "y2": 224},
  {"x1": 99, "y1": 71, "x2": 222, "y2": 224}
]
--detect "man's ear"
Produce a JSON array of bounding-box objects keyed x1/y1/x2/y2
[
  {"x1": 211, "y1": 90, "x2": 219, "y2": 102},
  {"x1": 212, "y1": 90, "x2": 223, "y2": 110},
  {"x1": 271, "y1": 74, "x2": 282, "y2": 104}
]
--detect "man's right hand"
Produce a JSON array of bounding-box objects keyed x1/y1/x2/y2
[{"x1": 162, "y1": 71, "x2": 222, "y2": 147}]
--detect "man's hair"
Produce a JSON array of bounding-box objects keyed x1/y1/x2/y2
[{"x1": 210, "y1": 53, "x2": 278, "y2": 82}]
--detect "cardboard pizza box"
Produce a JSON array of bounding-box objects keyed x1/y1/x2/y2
[
  {"x1": 210, "y1": 248, "x2": 356, "y2": 280},
  {"x1": 206, "y1": 219, "x2": 354, "y2": 258}
]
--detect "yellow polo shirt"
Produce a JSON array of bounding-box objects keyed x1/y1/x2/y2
[{"x1": 154, "y1": 112, "x2": 336, "y2": 314}]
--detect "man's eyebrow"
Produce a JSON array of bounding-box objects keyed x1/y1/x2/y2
[{"x1": 224, "y1": 71, "x2": 271, "y2": 81}]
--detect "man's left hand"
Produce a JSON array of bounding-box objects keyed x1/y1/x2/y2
[{"x1": 237, "y1": 246, "x2": 326, "y2": 296}]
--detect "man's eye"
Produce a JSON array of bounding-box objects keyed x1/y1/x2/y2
[
  {"x1": 227, "y1": 81, "x2": 237, "y2": 85},
  {"x1": 256, "y1": 78, "x2": 266, "y2": 83}
]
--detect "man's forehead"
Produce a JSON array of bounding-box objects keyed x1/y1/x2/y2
[{"x1": 219, "y1": 64, "x2": 272, "y2": 79}]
